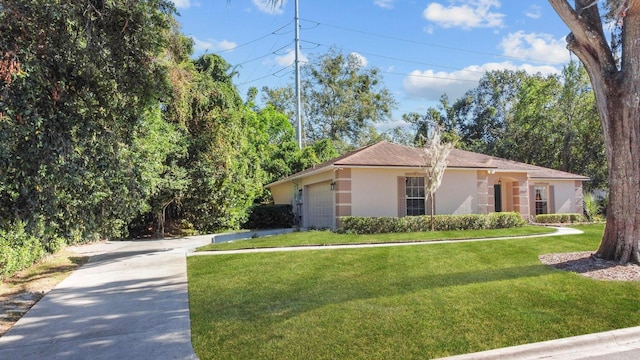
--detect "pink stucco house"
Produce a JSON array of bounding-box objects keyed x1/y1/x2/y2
[{"x1": 267, "y1": 141, "x2": 589, "y2": 229}]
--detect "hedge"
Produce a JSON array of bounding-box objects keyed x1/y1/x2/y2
[
  {"x1": 339, "y1": 212, "x2": 526, "y2": 234},
  {"x1": 0, "y1": 221, "x2": 48, "y2": 280},
  {"x1": 242, "y1": 204, "x2": 294, "y2": 229},
  {"x1": 535, "y1": 213, "x2": 584, "y2": 224}
]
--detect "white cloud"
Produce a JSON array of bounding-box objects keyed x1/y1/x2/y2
[
  {"x1": 499, "y1": 31, "x2": 570, "y2": 63},
  {"x1": 171, "y1": 0, "x2": 191, "y2": 9},
  {"x1": 402, "y1": 61, "x2": 561, "y2": 101},
  {"x1": 191, "y1": 37, "x2": 237, "y2": 53},
  {"x1": 275, "y1": 49, "x2": 308, "y2": 67},
  {"x1": 253, "y1": 0, "x2": 287, "y2": 15},
  {"x1": 374, "y1": 0, "x2": 397, "y2": 9},
  {"x1": 525, "y1": 5, "x2": 542, "y2": 19},
  {"x1": 423, "y1": 0, "x2": 504, "y2": 30}
]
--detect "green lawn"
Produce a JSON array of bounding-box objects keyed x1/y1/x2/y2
[
  {"x1": 197, "y1": 225, "x2": 556, "y2": 251},
  {"x1": 188, "y1": 224, "x2": 640, "y2": 359}
]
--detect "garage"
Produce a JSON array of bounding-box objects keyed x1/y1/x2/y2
[{"x1": 305, "y1": 181, "x2": 334, "y2": 229}]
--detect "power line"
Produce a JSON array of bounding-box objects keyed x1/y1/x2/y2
[
  {"x1": 300, "y1": 40, "x2": 487, "y2": 75},
  {"x1": 300, "y1": 17, "x2": 566, "y2": 65},
  {"x1": 236, "y1": 66, "x2": 292, "y2": 86},
  {"x1": 232, "y1": 43, "x2": 293, "y2": 67},
  {"x1": 213, "y1": 21, "x2": 293, "y2": 54}
]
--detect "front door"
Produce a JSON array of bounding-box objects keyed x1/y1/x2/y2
[{"x1": 494, "y1": 184, "x2": 502, "y2": 212}]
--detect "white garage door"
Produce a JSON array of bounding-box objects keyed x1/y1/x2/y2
[{"x1": 307, "y1": 182, "x2": 334, "y2": 229}]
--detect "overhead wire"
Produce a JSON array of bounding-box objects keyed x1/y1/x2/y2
[
  {"x1": 300, "y1": 17, "x2": 566, "y2": 65},
  {"x1": 232, "y1": 12, "x2": 565, "y2": 89},
  {"x1": 214, "y1": 21, "x2": 293, "y2": 54},
  {"x1": 300, "y1": 39, "x2": 487, "y2": 76}
]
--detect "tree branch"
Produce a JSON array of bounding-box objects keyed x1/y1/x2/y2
[{"x1": 548, "y1": 0, "x2": 618, "y2": 74}]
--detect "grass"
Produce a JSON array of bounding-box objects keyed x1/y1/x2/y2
[
  {"x1": 197, "y1": 225, "x2": 556, "y2": 251},
  {"x1": 187, "y1": 224, "x2": 640, "y2": 359},
  {"x1": 1, "y1": 249, "x2": 88, "y2": 336}
]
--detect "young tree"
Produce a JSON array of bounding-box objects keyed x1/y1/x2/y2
[
  {"x1": 548, "y1": 0, "x2": 640, "y2": 263},
  {"x1": 420, "y1": 126, "x2": 454, "y2": 231}
]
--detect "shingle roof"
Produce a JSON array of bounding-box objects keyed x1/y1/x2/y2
[{"x1": 267, "y1": 141, "x2": 588, "y2": 186}]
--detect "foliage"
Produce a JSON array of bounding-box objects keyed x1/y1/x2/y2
[
  {"x1": 0, "y1": 221, "x2": 46, "y2": 280},
  {"x1": 406, "y1": 62, "x2": 607, "y2": 192},
  {"x1": 242, "y1": 204, "x2": 294, "y2": 229},
  {"x1": 487, "y1": 212, "x2": 530, "y2": 228},
  {"x1": 535, "y1": 214, "x2": 584, "y2": 224},
  {"x1": 172, "y1": 54, "x2": 264, "y2": 232},
  {"x1": 403, "y1": 95, "x2": 460, "y2": 144},
  {"x1": 0, "y1": 0, "x2": 176, "y2": 242},
  {"x1": 339, "y1": 212, "x2": 525, "y2": 234},
  {"x1": 583, "y1": 192, "x2": 603, "y2": 222},
  {"x1": 263, "y1": 49, "x2": 396, "y2": 151},
  {"x1": 501, "y1": 62, "x2": 605, "y2": 191}
]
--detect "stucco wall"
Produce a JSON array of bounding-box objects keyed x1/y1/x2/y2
[
  {"x1": 437, "y1": 169, "x2": 478, "y2": 214},
  {"x1": 349, "y1": 167, "x2": 479, "y2": 217},
  {"x1": 351, "y1": 168, "x2": 402, "y2": 217},
  {"x1": 551, "y1": 181, "x2": 578, "y2": 213}
]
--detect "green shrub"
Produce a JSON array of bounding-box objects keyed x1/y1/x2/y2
[
  {"x1": 340, "y1": 212, "x2": 525, "y2": 234},
  {"x1": 535, "y1": 213, "x2": 584, "y2": 224},
  {"x1": 242, "y1": 204, "x2": 294, "y2": 229},
  {"x1": 488, "y1": 212, "x2": 527, "y2": 228},
  {"x1": 583, "y1": 192, "x2": 603, "y2": 222},
  {"x1": 0, "y1": 221, "x2": 48, "y2": 280}
]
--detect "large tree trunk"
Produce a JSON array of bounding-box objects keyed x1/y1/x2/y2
[
  {"x1": 595, "y1": 87, "x2": 640, "y2": 264},
  {"x1": 548, "y1": 0, "x2": 640, "y2": 263}
]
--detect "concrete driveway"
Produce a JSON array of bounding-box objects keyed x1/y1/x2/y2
[{"x1": 0, "y1": 235, "x2": 212, "y2": 360}]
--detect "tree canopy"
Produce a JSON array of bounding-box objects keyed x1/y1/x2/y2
[
  {"x1": 404, "y1": 62, "x2": 606, "y2": 192},
  {"x1": 263, "y1": 49, "x2": 396, "y2": 152}
]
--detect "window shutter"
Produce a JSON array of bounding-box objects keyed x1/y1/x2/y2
[
  {"x1": 529, "y1": 185, "x2": 535, "y2": 217},
  {"x1": 397, "y1": 177, "x2": 406, "y2": 217},
  {"x1": 548, "y1": 185, "x2": 555, "y2": 214}
]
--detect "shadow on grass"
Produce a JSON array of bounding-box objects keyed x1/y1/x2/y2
[{"x1": 193, "y1": 261, "x2": 551, "y2": 323}]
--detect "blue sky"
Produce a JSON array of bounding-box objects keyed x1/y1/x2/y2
[{"x1": 171, "y1": 0, "x2": 574, "y2": 130}]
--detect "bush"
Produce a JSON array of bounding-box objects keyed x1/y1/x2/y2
[
  {"x1": 535, "y1": 213, "x2": 584, "y2": 224},
  {"x1": 339, "y1": 212, "x2": 525, "y2": 234},
  {"x1": 243, "y1": 204, "x2": 294, "y2": 229},
  {"x1": 488, "y1": 212, "x2": 527, "y2": 228},
  {"x1": 583, "y1": 192, "x2": 603, "y2": 222},
  {"x1": 0, "y1": 221, "x2": 48, "y2": 280}
]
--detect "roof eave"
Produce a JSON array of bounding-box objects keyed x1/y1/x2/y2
[{"x1": 265, "y1": 165, "x2": 335, "y2": 188}]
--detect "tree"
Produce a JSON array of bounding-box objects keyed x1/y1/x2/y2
[
  {"x1": 263, "y1": 49, "x2": 396, "y2": 151},
  {"x1": 403, "y1": 95, "x2": 460, "y2": 145},
  {"x1": 548, "y1": 0, "x2": 640, "y2": 263},
  {"x1": 420, "y1": 126, "x2": 454, "y2": 231},
  {"x1": 454, "y1": 70, "x2": 528, "y2": 155},
  {"x1": 0, "y1": 0, "x2": 176, "y2": 241},
  {"x1": 423, "y1": 64, "x2": 606, "y2": 192},
  {"x1": 176, "y1": 54, "x2": 264, "y2": 231}
]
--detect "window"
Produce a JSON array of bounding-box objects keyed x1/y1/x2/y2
[
  {"x1": 534, "y1": 185, "x2": 548, "y2": 215},
  {"x1": 406, "y1": 177, "x2": 425, "y2": 216}
]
